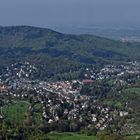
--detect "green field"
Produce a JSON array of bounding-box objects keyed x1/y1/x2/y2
[
  {"x1": 125, "y1": 87, "x2": 140, "y2": 96},
  {"x1": 3, "y1": 101, "x2": 30, "y2": 126},
  {"x1": 123, "y1": 135, "x2": 140, "y2": 140},
  {"x1": 48, "y1": 132, "x2": 96, "y2": 140},
  {"x1": 31, "y1": 103, "x2": 43, "y2": 125}
]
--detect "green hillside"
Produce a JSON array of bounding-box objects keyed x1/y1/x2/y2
[{"x1": 0, "y1": 25, "x2": 140, "y2": 65}]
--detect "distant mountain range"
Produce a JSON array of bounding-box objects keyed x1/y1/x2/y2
[
  {"x1": 52, "y1": 26, "x2": 140, "y2": 42},
  {"x1": 0, "y1": 25, "x2": 140, "y2": 67}
]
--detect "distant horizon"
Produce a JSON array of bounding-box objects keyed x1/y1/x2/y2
[
  {"x1": 0, "y1": 0, "x2": 140, "y2": 30},
  {"x1": 1, "y1": 24, "x2": 140, "y2": 32},
  {"x1": 1, "y1": 24, "x2": 140, "y2": 29},
  {"x1": 1, "y1": 24, "x2": 140, "y2": 41}
]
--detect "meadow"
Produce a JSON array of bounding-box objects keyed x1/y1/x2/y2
[
  {"x1": 48, "y1": 132, "x2": 96, "y2": 140},
  {"x1": 3, "y1": 101, "x2": 30, "y2": 126}
]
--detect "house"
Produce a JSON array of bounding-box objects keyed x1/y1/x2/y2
[
  {"x1": 0, "y1": 84, "x2": 6, "y2": 92},
  {"x1": 82, "y1": 79, "x2": 93, "y2": 85}
]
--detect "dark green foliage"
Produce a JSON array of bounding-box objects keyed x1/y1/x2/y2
[
  {"x1": 0, "y1": 26, "x2": 140, "y2": 66},
  {"x1": 0, "y1": 26, "x2": 140, "y2": 80}
]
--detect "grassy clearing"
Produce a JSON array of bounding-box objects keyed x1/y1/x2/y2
[
  {"x1": 3, "y1": 101, "x2": 30, "y2": 126},
  {"x1": 31, "y1": 103, "x2": 43, "y2": 124},
  {"x1": 48, "y1": 132, "x2": 96, "y2": 140},
  {"x1": 125, "y1": 87, "x2": 140, "y2": 96},
  {"x1": 123, "y1": 134, "x2": 140, "y2": 140}
]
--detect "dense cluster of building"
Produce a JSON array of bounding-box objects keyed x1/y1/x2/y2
[{"x1": 1, "y1": 61, "x2": 140, "y2": 131}]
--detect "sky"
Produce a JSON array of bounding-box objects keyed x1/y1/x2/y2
[{"x1": 0, "y1": 0, "x2": 140, "y2": 28}]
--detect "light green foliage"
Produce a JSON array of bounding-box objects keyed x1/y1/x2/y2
[
  {"x1": 125, "y1": 88, "x2": 140, "y2": 96},
  {"x1": 3, "y1": 101, "x2": 30, "y2": 126},
  {"x1": 48, "y1": 132, "x2": 96, "y2": 140}
]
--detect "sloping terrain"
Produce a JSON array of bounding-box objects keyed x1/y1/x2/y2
[{"x1": 0, "y1": 25, "x2": 140, "y2": 65}]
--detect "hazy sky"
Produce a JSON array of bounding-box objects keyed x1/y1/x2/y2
[{"x1": 0, "y1": 0, "x2": 140, "y2": 28}]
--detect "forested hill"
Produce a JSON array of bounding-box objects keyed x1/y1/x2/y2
[{"x1": 0, "y1": 25, "x2": 140, "y2": 65}]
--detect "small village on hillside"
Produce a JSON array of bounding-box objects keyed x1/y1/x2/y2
[{"x1": 0, "y1": 61, "x2": 140, "y2": 138}]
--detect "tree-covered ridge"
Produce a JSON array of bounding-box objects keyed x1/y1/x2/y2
[{"x1": 0, "y1": 25, "x2": 140, "y2": 65}]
